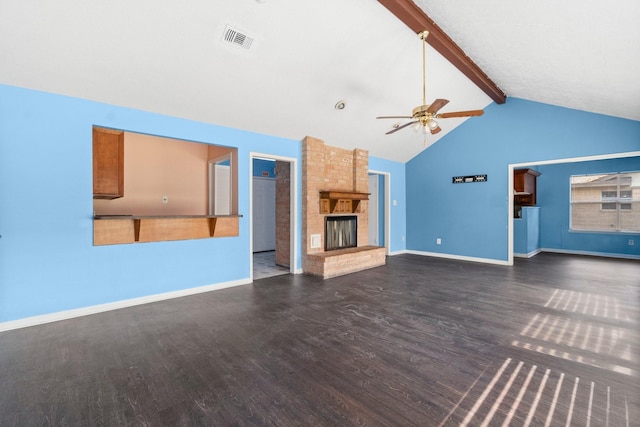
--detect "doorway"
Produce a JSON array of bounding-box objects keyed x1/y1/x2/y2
[
  {"x1": 250, "y1": 154, "x2": 297, "y2": 280},
  {"x1": 368, "y1": 174, "x2": 380, "y2": 246},
  {"x1": 252, "y1": 175, "x2": 276, "y2": 252},
  {"x1": 508, "y1": 151, "x2": 640, "y2": 265},
  {"x1": 368, "y1": 171, "x2": 390, "y2": 252}
]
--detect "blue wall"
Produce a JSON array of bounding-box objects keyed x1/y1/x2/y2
[
  {"x1": 537, "y1": 157, "x2": 640, "y2": 257},
  {"x1": 252, "y1": 158, "x2": 276, "y2": 178},
  {"x1": 0, "y1": 85, "x2": 407, "y2": 323},
  {"x1": 0, "y1": 85, "x2": 305, "y2": 322},
  {"x1": 406, "y1": 98, "x2": 640, "y2": 262}
]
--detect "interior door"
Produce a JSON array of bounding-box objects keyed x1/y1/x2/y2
[
  {"x1": 252, "y1": 177, "x2": 276, "y2": 252},
  {"x1": 368, "y1": 174, "x2": 379, "y2": 246},
  {"x1": 213, "y1": 164, "x2": 231, "y2": 215}
]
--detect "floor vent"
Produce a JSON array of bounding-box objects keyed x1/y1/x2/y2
[{"x1": 222, "y1": 25, "x2": 254, "y2": 50}]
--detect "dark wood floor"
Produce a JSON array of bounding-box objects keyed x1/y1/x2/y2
[{"x1": 0, "y1": 253, "x2": 638, "y2": 426}]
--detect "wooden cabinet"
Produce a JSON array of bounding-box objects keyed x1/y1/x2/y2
[
  {"x1": 514, "y1": 168, "x2": 541, "y2": 206},
  {"x1": 93, "y1": 127, "x2": 124, "y2": 199}
]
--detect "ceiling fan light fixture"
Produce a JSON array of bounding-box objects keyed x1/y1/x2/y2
[{"x1": 427, "y1": 118, "x2": 439, "y2": 130}]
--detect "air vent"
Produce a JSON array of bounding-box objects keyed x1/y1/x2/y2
[{"x1": 222, "y1": 25, "x2": 254, "y2": 50}]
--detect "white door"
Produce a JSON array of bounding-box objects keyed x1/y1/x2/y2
[
  {"x1": 368, "y1": 174, "x2": 379, "y2": 246},
  {"x1": 252, "y1": 177, "x2": 276, "y2": 252},
  {"x1": 213, "y1": 164, "x2": 230, "y2": 215}
]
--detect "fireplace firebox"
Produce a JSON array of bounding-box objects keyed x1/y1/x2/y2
[{"x1": 325, "y1": 215, "x2": 357, "y2": 251}]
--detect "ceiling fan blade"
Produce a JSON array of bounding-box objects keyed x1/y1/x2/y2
[
  {"x1": 437, "y1": 109, "x2": 485, "y2": 119},
  {"x1": 426, "y1": 98, "x2": 449, "y2": 114},
  {"x1": 376, "y1": 115, "x2": 413, "y2": 119},
  {"x1": 385, "y1": 120, "x2": 417, "y2": 135},
  {"x1": 430, "y1": 125, "x2": 442, "y2": 135}
]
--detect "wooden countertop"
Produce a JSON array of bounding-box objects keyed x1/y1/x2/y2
[{"x1": 94, "y1": 214, "x2": 242, "y2": 220}]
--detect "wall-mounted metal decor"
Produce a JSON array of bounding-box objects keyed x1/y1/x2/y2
[{"x1": 452, "y1": 174, "x2": 487, "y2": 184}]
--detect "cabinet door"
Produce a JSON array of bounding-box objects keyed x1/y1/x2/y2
[
  {"x1": 93, "y1": 128, "x2": 124, "y2": 199},
  {"x1": 514, "y1": 170, "x2": 526, "y2": 192}
]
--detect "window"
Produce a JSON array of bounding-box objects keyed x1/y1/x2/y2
[
  {"x1": 570, "y1": 172, "x2": 640, "y2": 232},
  {"x1": 601, "y1": 190, "x2": 631, "y2": 210}
]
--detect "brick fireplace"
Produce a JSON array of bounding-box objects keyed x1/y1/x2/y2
[{"x1": 302, "y1": 136, "x2": 386, "y2": 278}]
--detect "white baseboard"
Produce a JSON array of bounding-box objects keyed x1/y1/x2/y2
[
  {"x1": 0, "y1": 278, "x2": 252, "y2": 333},
  {"x1": 388, "y1": 249, "x2": 409, "y2": 256},
  {"x1": 541, "y1": 248, "x2": 640, "y2": 260},
  {"x1": 514, "y1": 249, "x2": 542, "y2": 258},
  {"x1": 405, "y1": 250, "x2": 510, "y2": 266}
]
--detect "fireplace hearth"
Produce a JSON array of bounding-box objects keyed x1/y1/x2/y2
[{"x1": 325, "y1": 215, "x2": 357, "y2": 251}]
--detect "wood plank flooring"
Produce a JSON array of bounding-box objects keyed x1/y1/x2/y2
[{"x1": 0, "y1": 253, "x2": 638, "y2": 426}]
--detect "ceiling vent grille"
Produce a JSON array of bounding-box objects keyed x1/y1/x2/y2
[{"x1": 222, "y1": 25, "x2": 254, "y2": 50}]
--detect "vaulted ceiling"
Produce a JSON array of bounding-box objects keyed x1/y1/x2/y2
[{"x1": 1, "y1": 0, "x2": 638, "y2": 162}]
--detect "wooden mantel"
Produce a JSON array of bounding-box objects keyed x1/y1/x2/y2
[
  {"x1": 319, "y1": 191, "x2": 370, "y2": 200},
  {"x1": 319, "y1": 190, "x2": 369, "y2": 214}
]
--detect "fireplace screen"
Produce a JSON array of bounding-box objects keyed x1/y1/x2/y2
[{"x1": 325, "y1": 215, "x2": 357, "y2": 251}]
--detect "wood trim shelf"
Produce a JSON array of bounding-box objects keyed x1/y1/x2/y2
[{"x1": 93, "y1": 215, "x2": 242, "y2": 246}]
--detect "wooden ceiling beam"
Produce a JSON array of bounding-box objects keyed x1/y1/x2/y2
[{"x1": 379, "y1": 0, "x2": 507, "y2": 104}]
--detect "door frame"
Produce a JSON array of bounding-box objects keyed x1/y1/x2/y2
[
  {"x1": 507, "y1": 150, "x2": 640, "y2": 266},
  {"x1": 208, "y1": 153, "x2": 234, "y2": 215},
  {"x1": 368, "y1": 169, "x2": 391, "y2": 255},
  {"x1": 249, "y1": 152, "x2": 298, "y2": 279}
]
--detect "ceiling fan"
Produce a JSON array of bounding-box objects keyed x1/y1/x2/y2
[{"x1": 377, "y1": 31, "x2": 484, "y2": 139}]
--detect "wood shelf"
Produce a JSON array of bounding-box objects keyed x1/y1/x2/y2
[{"x1": 93, "y1": 215, "x2": 241, "y2": 246}]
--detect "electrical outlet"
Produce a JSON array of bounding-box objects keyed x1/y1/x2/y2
[
  {"x1": 436, "y1": 238, "x2": 442, "y2": 245},
  {"x1": 629, "y1": 239, "x2": 635, "y2": 246},
  {"x1": 162, "y1": 195, "x2": 169, "y2": 204}
]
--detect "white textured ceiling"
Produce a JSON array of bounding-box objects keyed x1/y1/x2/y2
[
  {"x1": 1, "y1": 0, "x2": 638, "y2": 162},
  {"x1": 415, "y1": 0, "x2": 640, "y2": 122}
]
